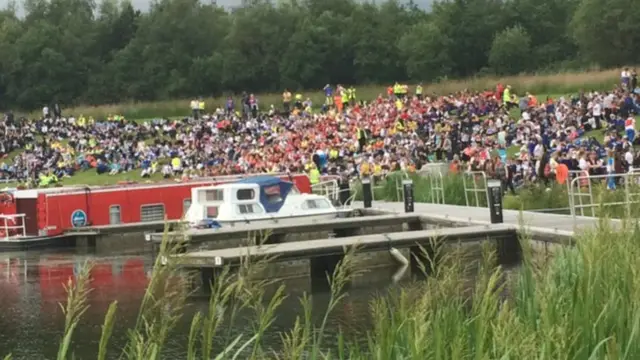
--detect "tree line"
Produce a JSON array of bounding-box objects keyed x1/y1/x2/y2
[{"x1": 0, "y1": 0, "x2": 637, "y2": 110}]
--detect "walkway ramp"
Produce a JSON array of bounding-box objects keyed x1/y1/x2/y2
[{"x1": 354, "y1": 202, "x2": 620, "y2": 235}]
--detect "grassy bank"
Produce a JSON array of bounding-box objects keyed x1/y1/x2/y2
[
  {"x1": 17, "y1": 213, "x2": 640, "y2": 359},
  {"x1": 20, "y1": 68, "x2": 622, "y2": 120}
]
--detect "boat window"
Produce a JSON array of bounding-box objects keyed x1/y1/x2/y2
[
  {"x1": 206, "y1": 206, "x2": 218, "y2": 218},
  {"x1": 141, "y1": 204, "x2": 165, "y2": 222},
  {"x1": 109, "y1": 205, "x2": 121, "y2": 225},
  {"x1": 303, "y1": 199, "x2": 331, "y2": 210},
  {"x1": 183, "y1": 199, "x2": 192, "y2": 215},
  {"x1": 237, "y1": 204, "x2": 265, "y2": 214},
  {"x1": 205, "y1": 189, "x2": 224, "y2": 202},
  {"x1": 236, "y1": 189, "x2": 255, "y2": 201},
  {"x1": 315, "y1": 199, "x2": 332, "y2": 209}
]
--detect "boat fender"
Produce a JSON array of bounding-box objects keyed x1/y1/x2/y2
[
  {"x1": 389, "y1": 247, "x2": 408, "y2": 266},
  {"x1": 0, "y1": 192, "x2": 14, "y2": 204},
  {"x1": 392, "y1": 263, "x2": 408, "y2": 284}
]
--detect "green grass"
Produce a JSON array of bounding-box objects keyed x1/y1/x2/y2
[
  {"x1": 16, "y1": 211, "x2": 640, "y2": 359},
  {"x1": 1, "y1": 168, "x2": 174, "y2": 188}
]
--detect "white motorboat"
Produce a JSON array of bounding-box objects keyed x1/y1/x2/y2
[{"x1": 185, "y1": 175, "x2": 341, "y2": 228}]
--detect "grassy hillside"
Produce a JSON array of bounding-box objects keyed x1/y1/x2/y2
[{"x1": 19, "y1": 68, "x2": 622, "y2": 120}]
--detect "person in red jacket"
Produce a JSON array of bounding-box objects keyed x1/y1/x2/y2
[{"x1": 496, "y1": 83, "x2": 505, "y2": 101}]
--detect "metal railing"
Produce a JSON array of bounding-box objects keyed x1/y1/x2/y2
[
  {"x1": 567, "y1": 170, "x2": 590, "y2": 217},
  {"x1": 311, "y1": 179, "x2": 340, "y2": 202},
  {"x1": 569, "y1": 171, "x2": 640, "y2": 224},
  {"x1": 336, "y1": 186, "x2": 357, "y2": 210},
  {"x1": 428, "y1": 171, "x2": 445, "y2": 204},
  {"x1": 0, "y1": 214, "x2": 26, "y2": 239},
  {"x1": 462, "y1": 171, "x2": 489, "y2": 207},
  {"x1": 393, "y1": 172, "x2": 411, "y2": 202}
]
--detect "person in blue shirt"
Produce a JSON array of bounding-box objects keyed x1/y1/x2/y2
[
  {"x1": 225, "y1": 97, "x2": 234, "y2": 116},
  {"x1": 323, "y1": 84, "x2": 333, "y2": 106}
]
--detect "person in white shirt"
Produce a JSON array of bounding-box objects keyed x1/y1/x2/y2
[
  {"x1": 592, "y1": 101, "x2": 602, "y2": 129},
  {"x1": 625, "y1": 148, "x2": 634, "y2": 172},
  {"x1": 578, "y1": 151, "x2": 589, "y2": 171},
  {"x1": 622, "y1": 68, "x2": 631, "y2": 89}
]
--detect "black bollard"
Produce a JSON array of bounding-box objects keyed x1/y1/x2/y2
[
  {"x1": 402, "y1": 179, "x2": 414, "y2": 213},
  {"x1": 487, "y1": 179, "x2": 503, "y2": 223},
  {"x1": 362, "y1": 177, "x2": 372, "y2": 208}
]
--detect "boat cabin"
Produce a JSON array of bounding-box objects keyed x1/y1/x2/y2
[{"x1": 185, "y1": 176, "x2": 336, "y2": 225}]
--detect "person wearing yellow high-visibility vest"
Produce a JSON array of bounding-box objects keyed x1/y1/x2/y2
[
  {"x1": 393, "y1": 82, "x2": 401, "y2": 99},
  {"x1": 309, "y1": 164, "x2": 320, "y2": 185},
  {"x1": 190, "y1": 98, "x2": 199, "y2": 119},
  {"x1": 400, "y1": 84, "x2": 408, "y2": 98},
  {"x1": 171, "y1": 156, "x2": 182, "y2": 175},
  {"x1": 38, "y1": 173, "x2": 49, "y2": 187},
  {"x1": 348, "y1": 86, "x2": 356, "y2": 106},
  {"x1": 502, "y1": 85, "x2": 512, "y2": 109},
  {"x1": 416, "y1": 84, "x2": 423, "y2": 100},
  {"x1": 341, "y1": 88, "x2": 349, "y2": 110},
  {"x1": 198, "y1": 99, "x2": 205, "y2": 119}
]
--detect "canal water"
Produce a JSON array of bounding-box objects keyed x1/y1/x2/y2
[{"x1": 0, "y1": 249, "x2": 399, "y2": 360}]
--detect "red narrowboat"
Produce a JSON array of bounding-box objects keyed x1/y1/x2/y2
[{"x1": 0, "y1": 173, "x2": 316, "y2": 239}]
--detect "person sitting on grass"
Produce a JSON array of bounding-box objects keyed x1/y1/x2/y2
[
  {"x1": 171, "y1": 156, "x2": 183, "y2": 175},
  {"x1": 96, "y1": 159, "x2": 109, "y2": 175},
  {"x1": 162, "y1": 164, "x2": 172, "y2": 179},
  {"x1": 109, "y1": 162, "x2": 120, "y2": 175}
]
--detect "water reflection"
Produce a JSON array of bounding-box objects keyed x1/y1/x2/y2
[{"x1": 0, "y1": 251, "x2": 398, "y2": 359}]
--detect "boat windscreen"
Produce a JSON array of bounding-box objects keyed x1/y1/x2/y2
[{"x1": 260, "y1": 181, "x2": 293, "y2": 213}]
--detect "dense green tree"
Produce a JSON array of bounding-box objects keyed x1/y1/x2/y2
[
  {"x1": 571, "y1": 0, "x2": 640, "y2": 67},
  {"x1": 488, "y1": 25, "x2": 532, "y2": 75},
  {"x1": 0, "y1": 0, "x2": 632, "y2": 111},
  {"x1": 398, "y1": 20, "x2": 452, "y2": 81},
  {"x1": 505, "y1": 0, "x2": 579, "y2": 68}
]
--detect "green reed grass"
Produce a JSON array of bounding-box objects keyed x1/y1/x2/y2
[{"x1": 8, "y1": 211, "x2": 640, "y2": 359}]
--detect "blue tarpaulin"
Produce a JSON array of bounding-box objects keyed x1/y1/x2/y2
[{"x1": 235, "y1": 176, "x2": 293, "y2": 213}]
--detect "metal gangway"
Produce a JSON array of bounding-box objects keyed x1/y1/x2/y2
[
  {"x1": 568, "y1": 171, "x2": 640, "y2": 224},
  {"x1": 462, "y1": 171, "x2": 490, "y2": 207},
  {"x1": 415, "y1": 168, "x2": 446, "y2": 204}
]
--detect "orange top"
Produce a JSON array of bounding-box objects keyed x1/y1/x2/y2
[{"x1": 556, "y1": 163, "x2": 569, "y2": 184}]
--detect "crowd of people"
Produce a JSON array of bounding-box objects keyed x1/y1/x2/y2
[{"x1": 1, "y1": 70, "x2": 639, "y2": 193}]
